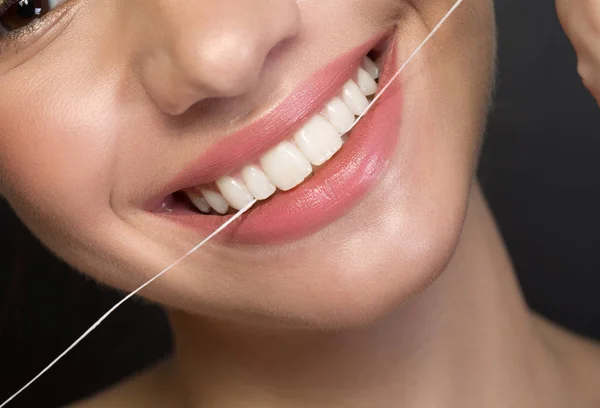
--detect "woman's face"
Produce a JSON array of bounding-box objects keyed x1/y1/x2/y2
[{"x1": 0, "y1": 0, "x2": 495, "y2": 328}]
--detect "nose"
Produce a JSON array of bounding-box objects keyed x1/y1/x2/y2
[{"x1": 136, "y1": 0, "x2": 301, "y2": 115}]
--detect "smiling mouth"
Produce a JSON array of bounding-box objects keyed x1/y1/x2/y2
[
  {"x1": 180, "y1": 56, "x2": 381, "y2": 215},
  {"x1": 152, "y1": 30, "x2": 402, "y2": 243}
]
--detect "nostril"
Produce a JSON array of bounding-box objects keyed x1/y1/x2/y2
[{"x1": 138, "y1": 0, "x2": 301, "y2": 116}]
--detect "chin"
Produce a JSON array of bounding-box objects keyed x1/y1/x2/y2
[
  {"x1": 0, "y1": 1, "x2": 495, "y2": 331},
  {"x1": 146, "y1": 26, "x2": 489, "y2": 330},
  {"x1": 165, "y1": 175, "x2": 471, "y2": 331}
]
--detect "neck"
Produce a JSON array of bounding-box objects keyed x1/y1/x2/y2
[{"x1": 164, "y1": 182, "x2": 568, "y2": 408}]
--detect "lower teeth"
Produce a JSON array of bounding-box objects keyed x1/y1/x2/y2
[{"x1": 181, "y1": 55, "x2": 380, "y2": 215}]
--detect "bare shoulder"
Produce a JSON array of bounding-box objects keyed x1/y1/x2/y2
[
  {"x1": 67, "y1": 360, "x2": 174, "y2": 408},
  {"x1": 534, "y1": 314, "x2": 600, "y2": 407}
]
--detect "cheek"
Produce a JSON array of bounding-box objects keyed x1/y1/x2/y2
[{"x1": 0, "y1": 64, "x2": 119, "y2": 240}]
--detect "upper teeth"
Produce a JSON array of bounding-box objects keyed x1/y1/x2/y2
[
  {"x1": 186, "y1": 56, "x2": 380, "y2": 214},
  {"x1": 362, "y1": 56, "x2": 379, "y2": 81}
]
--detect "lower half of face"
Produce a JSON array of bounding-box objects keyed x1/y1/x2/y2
[{"x1": 0, "y1": 0, "x2": 495, "y2": 328}]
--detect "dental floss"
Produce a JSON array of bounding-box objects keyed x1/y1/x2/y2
[
  {"x1": 0, "y1": 200, "x2": 257, "y2": 408},
  {"x1": 0, "y1": 0, "x2": 464, "y2": 405},
  {"x1": 347, "y1": 0, "x2": 464, "y2": 133}
]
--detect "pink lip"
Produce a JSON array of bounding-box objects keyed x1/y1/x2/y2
[{"x1": 152, "y1": 30, "x2": 402, "y2": 244}]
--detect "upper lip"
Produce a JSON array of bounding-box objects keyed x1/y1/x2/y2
[{"x1": 154, "y1": 30, "x2": 392, "y2": 205}]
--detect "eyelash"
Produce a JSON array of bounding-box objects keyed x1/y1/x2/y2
[
  {"x1": 0, "y1": 0, "x2": 16, "y2": 15},
  {"x1": 0, "y1": 0, "x2": 65, "y2": 48}
]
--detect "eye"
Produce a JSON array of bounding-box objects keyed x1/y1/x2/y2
[{"x1": 0, "y1": 0, "x2": 65, "y2": 32}]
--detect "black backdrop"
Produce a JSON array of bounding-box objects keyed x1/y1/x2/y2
[{"x1": 1, "y1": 0, "x2": 599, "y2": 406}]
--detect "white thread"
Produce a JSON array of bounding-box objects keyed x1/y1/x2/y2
[
  {"x1": 0, "y1": 1, "x2": 463, "y2": 405},
  {"x1": 347, "y1": 0, "x2": 464, "y2": 133},
  {"x1": 0, "y1": 200, "x2": 256, "y2": 408}
]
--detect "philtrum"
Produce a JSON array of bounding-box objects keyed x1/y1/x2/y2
[{"x1": 0, "y1": 0, "x2": 464, "y2": 405}]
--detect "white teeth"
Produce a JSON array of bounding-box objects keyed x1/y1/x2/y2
[
  {"x1": 363, "y1": 56, "x2": 379, "y2": 80},
  {"x1": 341, "y1": 80, "x2": 369, "y2": 116},
  {"x1": 356, "y1": 67, "x2": 378, "y2": 96},
  {"x1": 242, "y1": 165, "x2": 276, "y2": 200},
  {"x1": 215, "y1": 176, "x2": 255, "y2": 210},
  {"x1": 186, "y1": 53, "x2": 384, "y2": 213},
  {"x1": 260, "y1": 141, "x2": 312, "y2": 191},
  {"x1": 322, "y1": 97, "x2": 355, "y2": 134},
  {"x1": 293, "y1": 115, "x2": 343, "y2": 166},
  {"x1": 200, "y1": 188, "x2": 229, "y2": 214},
  {"x1": 187, "y1": 191, "x2": 211, "y2": 213}
]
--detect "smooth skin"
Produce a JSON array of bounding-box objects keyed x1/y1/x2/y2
[
  {"x1": 558, "y1": 0, "x2": 600, "y2": 105},
  {"x1": 0, "y1": 0, "x2": 598, "y2": 407}
]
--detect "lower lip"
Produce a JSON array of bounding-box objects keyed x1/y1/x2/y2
[{"x1": 166, "y1": 47, "x2": 402, "y2": 244}]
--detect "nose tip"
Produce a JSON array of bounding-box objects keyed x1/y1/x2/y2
[
  {"x1": 138, "y1": 0, "x2": 301, "y2": 116},
  {"x1": 188, "y1": 30, "x2": 273, "y2": 98}
]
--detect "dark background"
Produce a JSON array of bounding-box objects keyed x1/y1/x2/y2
[{"x1": 1, "y1": 0, "x2": 599, "y2": 406}]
